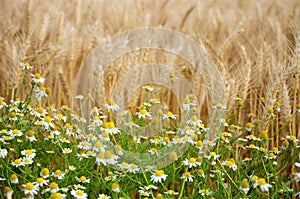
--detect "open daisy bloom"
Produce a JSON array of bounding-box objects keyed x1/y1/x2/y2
[{"x1": 151, "y1": 170, "x2": 168, "y2": 183}]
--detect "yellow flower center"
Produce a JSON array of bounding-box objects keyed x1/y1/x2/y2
[
  {"x1": 65, "y1": 123, "x2": 71, "y2": 128},
  {"x1": 104, "y1": 151, "x2": 114, "y2": 159},
  {"x1": 209, "y1": 152, "x2": 216, "y2": 156},
  {"x1": 155, "y1": 170, "x2": 164, "y2": 177},
  {"x1": 80, "y1": 176, "x2": 86, "y2": 182},
  {"x1": 121, "y1": 162, "x2": 128, "y2": 167},
  {"x1": 94, "y1": 140, "x2": 103, "y2": 148},
  {"x1": 260, "y1": 130, "x2": 268, "y2": 139},
  {"x1": 13, "y1": 129, "x2": 19, "y2": 135},
  {"x1": 163, "y1": 137, "x2": 169, "y2": 142},
  {"x1": 14, "y1": 159, "x2": 22, "y2": 165},
  {"x1": 41, "y1": 168, "x2": 49, "y2": 176},
  {"x1": 189, "y1": 158, "x2": 196, "y2": 163},
  {"x1": 45, "y1": 116, "x2": 51, "y2": 123},
  {"x1": 184, "y1": 97, "x2": 190, "y2": 104},
  {"x1": 258, "y1": 178, "x2": 267, "y2": 185},
  {"x1": 130, "y1": 164, "x2": 137, "y2": 169},
  {"x1": 185, "y1": 172, "x2": 191, "y2": 177},
  {"x1": 37, "y1": 107, "x2": 44, "y2": 113},
  {"x1": 9, "y1": 112, "x2": 16, "y2": 118},
  {"x1": 26, "y1": 130, "x2": 34, "y2": 137},
  {"x1": 167, "y1": 111, "x2": 173, "y2": 117},
  {"x1": 103, "y1": 132, "x2": 109, "y2": 138},
  {"x1": 36, "y1": 178, "x2": 44, "y2": 184},
  {"x1": 169, "y1": 152, "x2": 178, "y2": 160},
  {"x1": 25, "y1": 182, "x2": 34, "y2": 190},
  {"x1": 197, "y1": 141, "x2": 203, "y2": 147},
  {"x1": 24, "y1": 158, "x2": 31, "y2": 163},
  {"x1": 290, "y1": 135, "x2": 296, "y2": 140},
  {"x1": 50, "y1": 182, "x2": 58, "y2": 189},
  {"x1": 10, "y1": 174, "x2": 18, "y2": 180},
  {"x1": 55, "y1": 170, "x2": 62, "y2": 176},
  {"x1": 246, "y1": 123, "x2": 252, "y2": 128},
  {"x1": 198, "y1": 169, "x2": 204, "y2": 175},
  {"x1": 26, "y1": 150, "x2": 33, "y2": 155},
  {"x1": 140, "y1": 109, "x2": 147, "y2": 115},
  {"x1": 112, "y1": 183, "x2": 119, "y2": 189},
  {"x1": 34, "y1": 73, "x2": 41, "y2": 79},
  {"x1": 156, "y1": 193, "x2": 163, "y2": 199},
  {"x1": 50, "y1": 193, "x2": 63, "y2": 199},
  {"x1": 241, "y1": 179, "x2": 249, "y2": 188},
  {"x1": 76, "y1": 190, "x2": 84, "y2": 196},
  {"x1": 191, "y1": 115, "x2": 198, "y2": 121},
  {"x1": 107, "y1": 122, "x2": 115, "y2": 129},
  {"x1": 226, "y1": 160, "x2": 234, "y2": 167},
  {"x1": 108, "y1": 99, "x2": 115, "y2": 105}
]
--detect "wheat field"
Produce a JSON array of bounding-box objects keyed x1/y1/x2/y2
[
  {"x1": 0, "y1": 0, "x2": 300, "y2": 198},
  {"x1": 1, "y1": 0, "x2": 299, "y2": 130}
]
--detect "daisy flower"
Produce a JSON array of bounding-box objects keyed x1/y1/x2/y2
[
  {"x1": 31, "y1": 73, "x2": 45, "y2": 83},
  {"x1": 22, "y1": 157, "x2": 34, "y2": 165},
  {"x1": 0, "y1": 147, "x2": 8, "y2": 158},
  {"x1": 26, "y1": 130, "x2": 37, "y2": 142},
  {"x1": 62, "y1": 148, "x2": 72, "y2": 154},
  {"x1": 183, "y1": 157, "x2": 201, "y2": 168},
  {"x1": 98, "y1": 194, "x2": 111, "y2": 199},
  {"x1": 165, "y1": 189, "x2": 179, "y2": 196},
  {"x1": 222, "y1": 158, "x2": 237, "y2": 171},
  {"x1": 0, "y1": 97, "x2": 7, "y2": 109},
  {"x1": 22, "y1": 182, "x2": 39, "y2": 197},
  {"x1": 240, "y1": 178, "x2": 250, "y2": 193},
  {"x1": 71, "y1": 189, "x2": 88, "y2": 199},
  {"x1": 162, "y1": 111, "x2": 177, "y2": 120},
  {"x1": 11, "y1": 158, "x2": 24, "y2": 167},
  {"x1": 197, "y1": 169, "x2": 205, "y2": 178},
  {"x1": 41, "y1": 116, "x2": 55, "y2": 130},
  {"x1": 76, "y1": 176, "x2": 91, "y2": 184},
  {"x1": 138, "y1": 187, "x2": 150, "y2": 197},
  {"x1": 49, "y1": 182, "x2": 60, "y2": 193},
  {"x1": 77, "y1": 141, "x2": 92, "y2": 150},
  {"x1": 20, "y1": 62, "x2": 33, "y2": 70},
  {"x1": 40, "y1": 168, "x2": 50, "y2": 178},
  {"x1": 254, "y1": 178, "x2": 272, "y2": 192},
  {"x1": 21, "y1": 149, "x2": 36, "y2": 159},
  {"x1": 151, "y1": 170, "x2": 168, "y2": 183},
  {"x1": 35, "y1": 87, "x2": 48, "y2": 100},
  {"x1": 75, "y1": 95, "x2": 84, "y2": 100},
  {"x1": 199, "y1": 189, "x2": 212, "y2": 196},
  {"x1": 52, "y1": 169, "x2": 65, "y2": 180},
  {"x1": 8, "y1": 129, "x2": 23, "y2": 138},
  {"x1": 181, "y1": 171, "x2": 194, "y2": 182},
  {"x1": 119, "y1": 162, "x2": 129, "y2": 170},
  {"x1": 186, "y1": 115, "x2": 202, "y2": 127},
  {"x1": 10, "y1": 174, "x2": 19, "y2": 184},
  {"x1": 105, "y1": 99, "x2": 119, "y2": 112},
  {"x1": 50, "y1": 193, "x2": 66, "y2": 199},
  {"x1": 127, "y1": 163, "x2": 140, "y2": 173},
  {"x1": 136, "y1": 109, "x2": 152, "y2": 119},
  {"x1": 148, "y1": 148, "x2": 159, "y2": 155},
  {"x1": 111, "y1": 183, "x2": 120, "y2": 193},
  {"x1": 101, "y1": 122, "x2": 120, "y2": 135},
  {"x1": 36, "y1": 177, "x2": 49, "y2": 187},
  {"x1": 142, "y1": 85, "x2": 154, "y2": 92},
  {"x1": 204, "y1": 151, "x2": 221, "y2": 160},
  {"x1": 95, "y1": 150, "x2": 119, "y2": 166}
]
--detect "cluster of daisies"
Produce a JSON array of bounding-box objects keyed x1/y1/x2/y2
[{"x1": 0, "y1": 63, "x2": 300, "y2": 198}]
